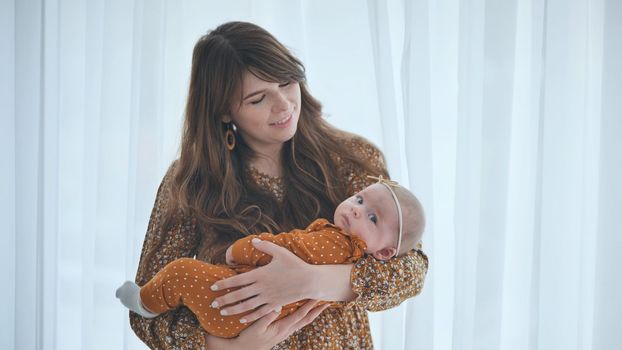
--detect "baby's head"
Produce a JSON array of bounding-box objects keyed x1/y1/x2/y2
[{"x1": 333, "y1": 178, "x2": 425, "y2": 260}]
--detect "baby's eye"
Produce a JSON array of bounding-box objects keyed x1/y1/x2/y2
[
  {"x1": 356, "y1": 195, "x2": 363, "y2": 204},
  {"x1": 368, "y1": 213, "x2": 377, "y2": 224}
]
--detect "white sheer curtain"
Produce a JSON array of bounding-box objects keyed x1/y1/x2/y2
[{"x1": 4, "y1": 0, "x2": 621, "y2": 349}]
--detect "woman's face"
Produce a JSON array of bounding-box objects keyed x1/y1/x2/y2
[{"x1": 226, "y1": 71, "x2": 301, "y2": 155}]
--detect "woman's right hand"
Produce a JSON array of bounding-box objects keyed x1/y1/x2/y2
[{"x1": 205, "y1": 299, "x2": 329, "y2": 350}]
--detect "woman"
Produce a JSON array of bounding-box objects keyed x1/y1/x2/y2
[{"x1": 130, "y1": 21, "x2": 428, "y2": 349}]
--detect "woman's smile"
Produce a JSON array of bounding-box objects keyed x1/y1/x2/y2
[{"x1": 269, "y1": 112, "x2": 293, "y2": 128}]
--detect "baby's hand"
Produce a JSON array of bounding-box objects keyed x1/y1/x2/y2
[{"x1": 225, "y1": 245, "x2": 235, "y2": 265}]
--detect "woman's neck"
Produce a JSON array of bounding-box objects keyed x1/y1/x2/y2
[
  {"x1": 249, "y1": 145, "x2": 283, "y2": 177},
  {"x1": 250, "y1": 157, "x2": 282, "y2": 177}
]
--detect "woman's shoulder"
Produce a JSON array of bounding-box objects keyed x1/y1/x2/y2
[
  {"x1": 333, "y1": 130, "x2": 386, "y2": 170},
  {"x1": 159, "y1": 159, "x2": 180, "y2": 189},
  {"x1": 165, "y1": 159, "x2": 179, "y2": 178},
  {"x1": 328, "y1": 130, "x2": 388, "y2": 195},
  {"x1": 150, "y1": 160, "x2": 183, "y2": 216}
]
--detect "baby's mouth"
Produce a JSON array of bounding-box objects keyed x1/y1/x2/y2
[{"x1": 342, "y1": 214, "x2": 350, "y2": 229}]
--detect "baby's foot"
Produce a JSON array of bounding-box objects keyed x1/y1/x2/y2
[{"x1": 115, "y1": 281, "x2": 159, "y2": 318}]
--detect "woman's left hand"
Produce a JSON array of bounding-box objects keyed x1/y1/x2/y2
[{"x1": 210, "y1": 239, "x2": 315, "y2": 323}]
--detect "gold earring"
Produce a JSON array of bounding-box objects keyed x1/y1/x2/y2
[{"x1": 224, "y1": 123, "x2": 236, "y2": 151}]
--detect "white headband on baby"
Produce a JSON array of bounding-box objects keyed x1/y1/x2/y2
[{"x1": 367, "y1": 175, "x2": 403, "y2": 255}]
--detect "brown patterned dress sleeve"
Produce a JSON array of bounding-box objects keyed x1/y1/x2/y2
[
  {"x1": 129, "y1": 163, "x2": 209, "y2": 349},
  {"x1": 342, "y1": 136, "x2": 429, "y2": 311}
]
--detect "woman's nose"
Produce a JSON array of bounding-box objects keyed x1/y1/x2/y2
[{"x1": 272, "y1": 92, "x2": 290, "y2": 112}]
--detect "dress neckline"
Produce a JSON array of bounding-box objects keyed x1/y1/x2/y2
[
  {"x1": 246, "y1": 166, "x2": 285, "y2": 202},
  {"x1": 247, "y1": 165, "x2": 283, "y2": 181}
]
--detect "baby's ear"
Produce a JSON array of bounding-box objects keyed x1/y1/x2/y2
[{"x1": 372, "y1": 247, "x2": 397, "y2": 261}]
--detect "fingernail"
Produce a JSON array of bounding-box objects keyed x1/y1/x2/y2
[
  {"x1": 220, "y1": 309, "x2": 228, "y2": 316},
  {"x1": 210, "y1": 284, "x2": 219, "y2": 291},
  {"x1": 252, "y1": 238, "x2": 261, "y2": 244},
  {"x1": 274, "y1": 306, "x2": 282, "y2": 313},
  {"x1": 239, "y1": 318, "x2": 247, "y2": 324},
  {"x1": 211, "y1": 301, "x2": 219, "y2": 308}
]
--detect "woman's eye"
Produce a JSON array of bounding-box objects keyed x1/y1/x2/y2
[
  {"x1": 368, "y1": 213, "x2": 377, "y2": 224},
  {"x1": 279, "y1": 82, "x2": 291, "y2": 87},
  {"x1": 356, "y1": 196, "x2": 363, "y2": 204},
  {"x1": 250, "y1": 95, "x2": 265, "y2": 104}
]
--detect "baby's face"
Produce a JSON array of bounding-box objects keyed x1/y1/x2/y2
[{"x1": 333, "y1": 183, "x2": 399, "y2": 259}]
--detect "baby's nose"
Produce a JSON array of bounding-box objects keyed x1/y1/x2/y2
[{"x1": 352, "y1": 206, "x2": 361, "y2": 218}]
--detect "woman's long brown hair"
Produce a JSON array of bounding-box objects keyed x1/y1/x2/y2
[{"x1": 156, "y1": 21, "x2": 386, "y2": 262}]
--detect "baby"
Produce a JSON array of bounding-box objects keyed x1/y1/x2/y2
[{"x1": 116, "y1": 176, "x2": 425, "y2": 338}]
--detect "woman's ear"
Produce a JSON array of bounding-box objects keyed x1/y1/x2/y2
[
  {"x1": 222, "y1": 114, "x2": 232, "y2": 123},
  {"x1": 372, "y1": 247, "x2": 397, "y2": 261}
]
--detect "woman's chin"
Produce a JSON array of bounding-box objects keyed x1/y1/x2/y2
[{"x1": 280, "y1": 128, "x2": 298, "y2": 143}]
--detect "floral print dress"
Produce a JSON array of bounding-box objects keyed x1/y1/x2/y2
[{"x1": 129, "y1": 136, "x2": 429, "y2": 349}]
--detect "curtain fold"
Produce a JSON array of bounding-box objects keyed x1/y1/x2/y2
[
  {"x1": 593, "y1": 0, "x2": 622, "y2": 347},
  {"x1": 1, "y1": 0, "x2": 17, "y2": 348},
  {"x1": 6, "y1": 0, "x2": 621, "y2": 349}
]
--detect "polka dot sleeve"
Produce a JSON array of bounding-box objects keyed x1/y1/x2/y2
[
  {"x1": 129, "y1": 163, "x2": 209, "y2": 349},
  {"x1": 229, "y1": 220, "x2": 365, "y2": 266}
]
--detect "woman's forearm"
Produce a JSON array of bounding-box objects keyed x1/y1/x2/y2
[
  {"x1": 205, "y1": 334, "x2": 240, "y2": 350},
  {"x1": 307, "y1": 264, "x2": 358, "y2": 302}
]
